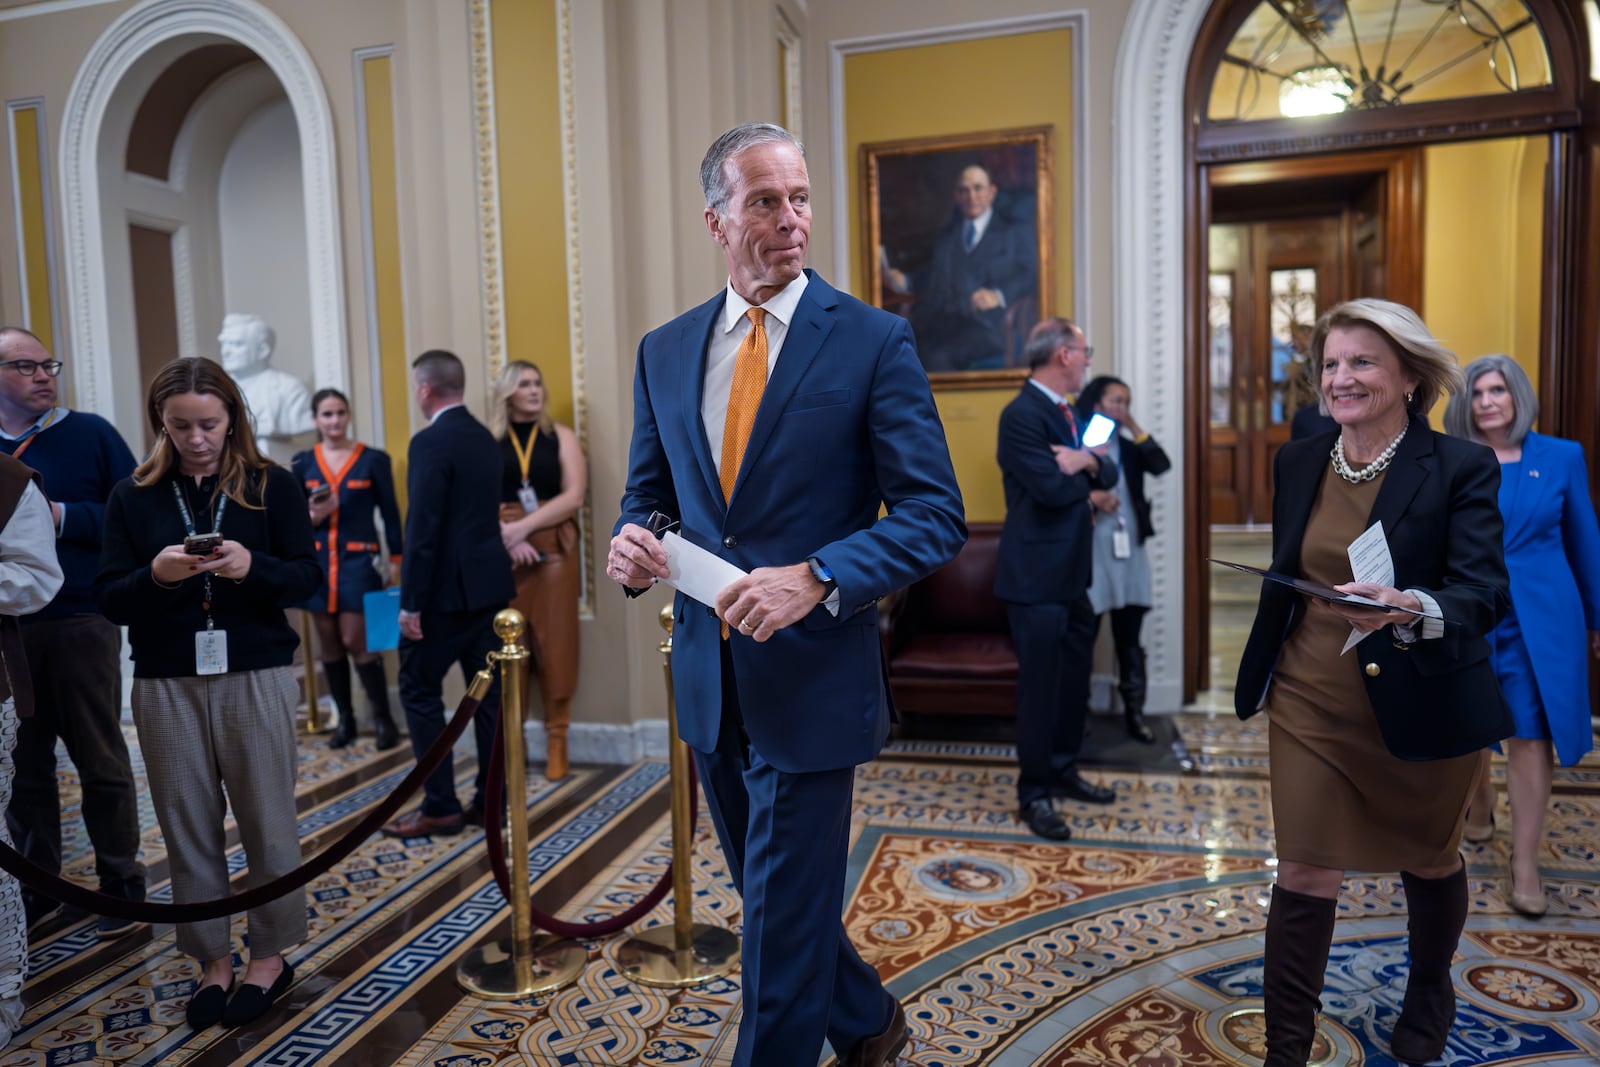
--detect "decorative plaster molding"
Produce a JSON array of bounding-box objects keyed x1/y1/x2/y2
[
  {"x1": 553, "y1": 0, "x2": 595, "y2": 617},
  {"x1": 827, "y1": 12, "x2": 1090, "y2": 335},
  {"x1": 0, "y1": 0, "x2": 121, "y2": 23},
  {"x1": 59, "y1": 0, "x2": 348, "y2": 428},
  {"x1": 467, "y1": 0, "x2": 506, "y2": 380},
  {"x1": 1113, "y1": 0, "x2": 1212, "y2": 710}
]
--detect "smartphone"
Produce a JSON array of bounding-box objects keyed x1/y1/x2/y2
[
  {"x1": 308, "y1": 485, "x2": 333, "y2": 504},
  {"x1": 1080, "y1": 412, "x2": 1116, "y2": 449},
  {"x1": 184, "y1": 533, "x2": 223, "y2": 556}
]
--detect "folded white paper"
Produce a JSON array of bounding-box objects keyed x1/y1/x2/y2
[
  {"x1": 662, "y1": 530, "x2": 747, "y2": 608},
  {"x1": 1342, "y1": 521, "x2": 1395, "y2": 655}
]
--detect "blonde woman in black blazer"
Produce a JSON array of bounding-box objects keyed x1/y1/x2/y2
[{"x1": 1233, "y1": 299, "x2": 1512, "y2": 1066}]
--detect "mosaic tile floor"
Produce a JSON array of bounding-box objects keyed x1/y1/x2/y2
[{"x1": 12, "y1": 711, "x2": 1600, "y2": 1065}]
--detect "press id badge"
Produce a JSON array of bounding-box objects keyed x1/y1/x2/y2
[
  {"x1": 1112, "y1": 525, "x2": 1132, "y2": 560},
  {"x1": 196, "y1": 629, "x2": 229, "y2": 675},
  {"x1": 517, "y1": 484, "x2": 539, "y2": 513}
]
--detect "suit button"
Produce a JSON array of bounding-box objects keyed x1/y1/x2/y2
[
  {"x1": 1364, "y1": 663, "x2": 1381, "y2": 677},
  {"x1": 723, "y1": 535, "x2": 738, "y2": 548}
]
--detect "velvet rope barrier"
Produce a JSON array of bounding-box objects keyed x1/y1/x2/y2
[
  {"x1": 479, "y1": 723, "x2": 695, "y2": 939},
  {"x1": 0, "y1": 673, "x2": 493, "y2": 924}
]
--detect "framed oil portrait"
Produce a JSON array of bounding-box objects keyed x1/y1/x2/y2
[{"x1": 860, "y1": 125, "x2": 1054, "y2": 387}]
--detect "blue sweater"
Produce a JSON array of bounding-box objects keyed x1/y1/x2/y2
[{"x1": 0, "y1": 410, "x2": 136, "y2": 620}]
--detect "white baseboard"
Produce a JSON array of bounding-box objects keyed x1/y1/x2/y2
[
  {"x1": 1090, "y1": 673, "x2": 1183, "y2": 715},
  {"x1": 519, "y1": 719, "x2": 670, "y2": 764}
]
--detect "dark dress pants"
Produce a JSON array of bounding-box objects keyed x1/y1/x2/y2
[
  {"x1": 6, "y1": 614, "x2": 143, "y2": 882},
  {"x1": 397, "y1": 608, "x2": 502, "y2": 816},
  {"x1": 1007, "y1": 594, "x2": 1098, "y2": 806},
  {"x1": 689, "y1": 643, "x2": 894, "y2": 1067}
]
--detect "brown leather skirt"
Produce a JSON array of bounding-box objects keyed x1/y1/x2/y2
[{"x1": 500, "y1": 505, "x2": 580, "y2": 704}]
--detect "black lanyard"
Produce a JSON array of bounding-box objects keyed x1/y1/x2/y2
[{"x1": 172, "y1": 480, "x2": 228, "y2": 629}]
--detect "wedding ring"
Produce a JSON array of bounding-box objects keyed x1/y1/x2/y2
[{"x1": 740, "y1": 617, "x2": 755, "y2": 630}]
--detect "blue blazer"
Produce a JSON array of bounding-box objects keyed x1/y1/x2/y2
[
  {"x1": 617, "y1": 271, "x2": 967, "y2": 774},
  {"x1": 1491, "y1": 431, "x2": 1600, "y2": 766},
  {"x1": 994, "y1": 383, "x2": 1118, "y2": 605},
  {"x1": 401, "y1": 406, "x2": 515, "y2": 616}
]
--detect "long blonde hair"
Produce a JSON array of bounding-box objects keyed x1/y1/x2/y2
[
  {"x1": 489, "y1": 360, "x2": 555, "y2": 440},
  {"x1": 133, "y1": 357, "x2": 272, "y2": 509}
]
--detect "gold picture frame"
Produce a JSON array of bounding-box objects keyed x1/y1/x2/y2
[{"x1": 860, "y1": 125, "x2": 1055, "y2": 388}]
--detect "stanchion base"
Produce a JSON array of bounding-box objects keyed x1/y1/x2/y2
[
  {"x1": 299, "y1": 702, "x2": 336, "y2": 735},
  {"x1": 615, "y1": 923, "x2": 740, "y2": 989},
  {"x1": 456, "y1": 936, "x2": 586, "y2": 999}
]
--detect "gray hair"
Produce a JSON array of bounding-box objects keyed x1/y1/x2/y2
[
  {"x1": 700, "y1": 123, "x2": 805, "y2": 213},
  {"x1": 1023, "y1": 316, "x2": 1080, "y2": 371},
  {"x1": 1309, "y1": 298, "x2": 1462, "y2": 417},
  {"x1": 411, "y1": 348, "x2": 465, "y2": 397},
  {"x1": 1444, "y1": 353, "x2": 1538, "y2": 446}
]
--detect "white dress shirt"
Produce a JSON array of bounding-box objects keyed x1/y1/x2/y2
[{"x1": 701, "y1": 273, "x2": 809, "y2": 472}]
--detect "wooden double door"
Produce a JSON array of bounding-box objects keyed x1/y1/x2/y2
[{"x1": 1205, "y1": 154, "x2": 1408, "y2": 526}]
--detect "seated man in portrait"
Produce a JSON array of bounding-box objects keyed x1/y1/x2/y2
[{"x1": 886, "y1": 164, "x2": 1038, "y2": 373}]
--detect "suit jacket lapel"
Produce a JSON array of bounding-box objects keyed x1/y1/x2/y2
[
  {"x1": 679, "y1": 295, "x2": 725, "y2": 512},
  {"x1": 727, "y1": 271, "x2": 834, "y2": 503},
  {"x1": 1365, "y1": 418, "x2": 1433, "y2": 538},
  {"x1": 1021, "y1": 384, "x2": 1076, "y2": 447}
]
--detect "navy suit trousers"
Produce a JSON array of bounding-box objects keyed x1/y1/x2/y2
[
  {"x1": 690, "y1": 643, "x2": 894, "y2": 1066},
  {"x1": 1008, "y1": 595, "x2": 1098, "y2": 806},
  {"x1": 397, "y1": 608, "x2": 502, "y2": 816}
]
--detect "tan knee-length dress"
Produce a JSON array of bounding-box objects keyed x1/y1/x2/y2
[{"x1": 1266, "y1": 465, "x2": 1485, "y2": 872}]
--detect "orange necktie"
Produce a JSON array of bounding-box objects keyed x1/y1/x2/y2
[{"x1": 719, "y1": 307, "x2": 768, "y2": 503}]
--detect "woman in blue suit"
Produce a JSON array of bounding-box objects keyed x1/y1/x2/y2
[{"x1": 1445, "y1": 354, "x2": 1600, "y2": 916}]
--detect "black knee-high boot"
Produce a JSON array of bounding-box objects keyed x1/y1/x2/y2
[
  {"x1": 1392, "y1": 864, "x2": 1467, "y2": 1064},
  {"x1": 1263, "y1": 884, "x2": 1338, "y2": 1066},
  {"x1": 354, "y1": 659, "x2": 399, "y2": 750},
  {"x1": 323, "y1": 658, "x2": 356, "y2": 748}
]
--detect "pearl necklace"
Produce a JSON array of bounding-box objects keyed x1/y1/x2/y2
[{"x1": 1330, "y1": 423, "x2": 1408, "y2": 483}]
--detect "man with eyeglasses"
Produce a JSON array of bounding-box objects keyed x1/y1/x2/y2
[
  {"x1": 0, "y1": 327, "x2": 145, "y2": 938},
  {"x1": 996, "y1": 317, "x2": 1120, "y2": 841}
]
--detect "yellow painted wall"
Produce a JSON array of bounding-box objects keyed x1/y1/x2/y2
[
  {"x1": 845, "y1": 30, "x2": 1075, "y2": 523},
  {"x1": 9, "y1": 105, "x2": 54, "y2": 352},
  {"x1": 491, "y1": 0, "x2": 572, "y2": 426},
  {"x1": 1422, "y1": 136, "x2": 1546, "y2": 411},
  {"x1": 361, "y1": 54, "x2": 411, "y2": 504}
]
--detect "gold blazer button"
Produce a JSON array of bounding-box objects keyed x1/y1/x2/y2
[{"x1": 1364, "y1": 662, "x2": 1381, "y2": 677}]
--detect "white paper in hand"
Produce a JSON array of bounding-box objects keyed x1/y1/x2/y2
[
  {"x1": 1341, "y1": 521, "x2": 1395, "y2": 654},
  {"x1": 661, "y1": 530, "x2": 747, "y2": 608}
]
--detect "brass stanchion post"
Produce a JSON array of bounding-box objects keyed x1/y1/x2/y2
[
  {"x1": 458, "y1": 610, "x2": 585, "y2": 998},
  {"x1": 299, "y1": 611, "x2": 332, "y2": 734},
  {"x1": 616, "y1": 606, "x2": 740, "y2": 987}
]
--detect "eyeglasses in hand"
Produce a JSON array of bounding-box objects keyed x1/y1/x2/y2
[{"x1": 0, "y1": 359, "x2": 63, "y2": 377}]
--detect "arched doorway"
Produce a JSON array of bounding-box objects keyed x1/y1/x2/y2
[
  {"x1": 57, "y1": 0, "x2": 346, "y2": 440},
  {"x1": 1112, "y1": 0, "x2": 1595, "y2": 706}
]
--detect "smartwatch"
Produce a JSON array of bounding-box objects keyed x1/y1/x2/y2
[{"x1": 807, "y1": 556, "x2": 837, "y2": 597}]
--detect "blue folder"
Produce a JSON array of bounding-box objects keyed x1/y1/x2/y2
[{"x1": 364, "y1": 588, "x2": 402, "y2": 651}]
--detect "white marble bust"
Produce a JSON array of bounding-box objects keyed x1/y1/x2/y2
[{"x1": 217, "y1": 313, "x2": 313, "y2": 444}]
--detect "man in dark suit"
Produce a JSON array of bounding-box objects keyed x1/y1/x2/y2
[
  {"x1": 887, "y1": 164, "x2": 1037, "y2": 372},
  {"x1": 608, "y1": 123, "x2": 965, "y2": 1067},
  {"x1": 383, "y1": 349, "x2": 515, "y2": 838},
  {"x1": 996, "y1": 318, "x2": 1120, "y2": 840}
]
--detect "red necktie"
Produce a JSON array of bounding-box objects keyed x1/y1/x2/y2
[{"x1": 1058, "y1": 401, "x2": 1079, "y2": 446}]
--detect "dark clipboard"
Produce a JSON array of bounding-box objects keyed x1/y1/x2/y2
[{"x1": 1207, "y1": 558, "x2": 1427, "y2": 616}]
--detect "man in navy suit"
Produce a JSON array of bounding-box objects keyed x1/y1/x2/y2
[
  {"x1": 887, "y1": 164, "x2": 1037, "y2": 372},
  {"x1": 996, "y1": 318, "x2": 1120, "y2": 840},
  {"x1": 383, "y1": 349, "x2": 515, "y2": 838},
  {"x1": 608, "y1": 124, "x2": 965, "y2": 1067}
]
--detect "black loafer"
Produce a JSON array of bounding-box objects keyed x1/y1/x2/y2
[
  {"x1": 1052, "y1": 773, "x2": 1116, "y2": 805},
  {"x1": 185, "y1": 977, "x2": 235, "y2": 1029},
  {"x1": 221, "y1": 961, "x2": 295, "y2": 1026},
  {"x1": 844, "y1": 999, "x2": 908, "y2": 1066},
  {"x1": 1018, "y1": 798, "x2": 1072, "y2": 841}
]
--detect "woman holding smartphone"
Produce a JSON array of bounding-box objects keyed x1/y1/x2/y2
[
  {"x1": 291, "y1": 389, "x2": 403, "y2": 749},
  {"x1": 96, "y1": 357, "x2": 320, "y2": 1028}
]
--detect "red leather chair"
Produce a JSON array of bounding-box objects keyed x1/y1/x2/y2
[{"x1": 879, "y1": 523, "x2": 1017, "y2": 718}]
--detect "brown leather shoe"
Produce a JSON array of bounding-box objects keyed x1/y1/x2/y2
[
  {"x1": 381, "y1": 808, "x2": 464, "y2": 838},
  {"x1": 845, "y1": 1000, "x2": 907, "y2": 1066}
]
